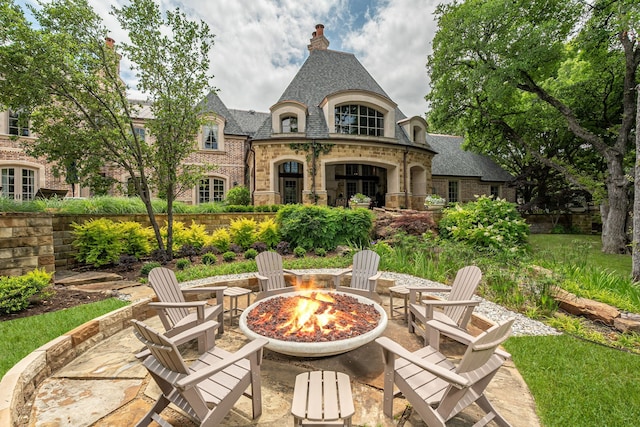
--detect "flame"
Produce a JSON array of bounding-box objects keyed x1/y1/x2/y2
[{"x1": 276, "y1": 291, "x2": 353, "y2": 336}]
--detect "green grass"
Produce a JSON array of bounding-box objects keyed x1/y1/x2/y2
[
  {"x1": 0, "y1": 298, "x2": 128, "y2": 378},
  {"x1": 504, "y1": 334, "x2": 640, "y2": 426}
]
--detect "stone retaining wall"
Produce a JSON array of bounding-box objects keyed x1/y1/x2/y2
[{"x1": 0, "y1": 213, "x2": 55, "y2": 277}]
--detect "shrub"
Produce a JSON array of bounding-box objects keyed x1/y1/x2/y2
[
  {"x1": 293, "y1": 246, "x2": 306, "y2": 257},
  {"x1": 339, "y1": 207, "x2": 375, "y2": 247},
  {"x1": 201, "y1": 253, "x2": 217, "y2": 265},
  {"x1": 256, "y1": 218, "x2": 280, "y2": 248},
  {"x1": 140, "y1": 261, "x2": 162, "y2": 276},
  {"x1": 162, "y1": 221, "x2": 209, "y2": 251},
  {"x1": 244, "y1": 248, "x2": 258, "y2": 260},
  {"x1": 117, "y1": 255, "x2": 138, "y2": 271},
  {"x1": 225, "y1": 186, "x2": 251, "y2": 205},
  {"x1": 72, "y1": 218, "x2": 124, "y2": 267},
  {"x1": 208, "y1": 228, "x2": 231, "y2": 252},
  {"x1": 251, "y1": 242, "x2": 268, "y2": 253},
  {"x1": 200, "y1": 245, "x2": 220, "y2": 255},
  {"x1": 223, "y1": 251, "x2": 237, "y2": 262},
  {"x1": 229, "y1": 217, "x2": 257, "y2": 249},
  {"x1": 387, "y1": 212, "x2": 437, "y2": 237},
  {"x1": 0, "y1": 269, "x2": 52, "y2": 314},
  {"x1": 314, "y1": 248, "x2": 327, "y2": 257},
  {"x1": 118, "y1": 221, "x2": 153, "y2": 257},
  {"x1": 439, "y1": 195, "x2": 530, "y2": 254},
  {"x1": 177, "y1": 244, "x2": 199, "y2": 260},
  {"x1": 276, "y1": 241, "x2": 291, "y2": 255},
  {"x1": 276, "y1": 205, "x2": 341, "y2": 250},
  {"x1": 176, "y1": 258, "x2": 191, "y2": 270}
]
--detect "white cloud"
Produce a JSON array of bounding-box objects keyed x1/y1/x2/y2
[{"x1": 18, "y1": 0, "x2": 447, "y2": 118}]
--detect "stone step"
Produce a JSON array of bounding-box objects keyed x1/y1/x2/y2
[
  {"x1": 55, "y1": 271, "x2": 124, "y2": 287},
  {"x1": 68, "y1": 280, "x2": 141, "y2": 293}
]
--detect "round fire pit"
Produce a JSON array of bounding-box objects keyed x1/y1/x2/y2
[{"x1": 239, "y1": 290, "x2": 388, "y2": 357}]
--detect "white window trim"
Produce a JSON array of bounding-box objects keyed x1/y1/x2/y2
[
  {"x1": 0, "y1": 161, "x2": 45, "y2": 200},
  {"x1": 199, "y1": 115, "x2": 225, "y2": 151},
  {"x1": 320, "y1": 90, "x2": 396, "y2": 138},
  {"x1": 270, "y1": 100, "x2": 307, "y2": 134},
  {"x1": 195, "y1": 175, "x2": 227, "y2": 204}
]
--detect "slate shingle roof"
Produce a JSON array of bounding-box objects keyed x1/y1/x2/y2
[
  {"x1": 198, "y1": 92, "x2": 245, "y2": 135},
  {"x1": 427, "y1": 134, "x2": 513, "y2": 182},
  {"x1": 228, "y1": 109, "x2": 269, "y2": 137},
  {"x1": 252, "y1": 49, "x2": 422, "y2": 148}
]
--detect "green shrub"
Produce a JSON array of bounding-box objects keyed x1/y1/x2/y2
[
  {"x1": 244, "y1": 248, "x2": 258, "y2": 260},
  {"x1": 162, "y1": 221, "x2": 209, "y2": 251},
  {"x1": 208, "y1": 228, "x2": 231, "y2": 252},
  {"x1": 201, "y1": 253, "x2": 217, "y2": 265},
  {"x1": 277, "y1": 205, "x2": 341, "y2": 250},
  {"x1": 339, "y1": 207, "x2": 375, "y2": 247},
  {"x1": 438, "y1": 195, "x2": 530, "y2": 254},
  {"x1": 225, "y1": 186, "x2": 251, "y2": 205},
  {"x1": 140, "y1": 261, "x2": 161, "y2": 276},
  {"x1": 176, "y1": 258, "x2": 191, "y2": 270},
  {"x1": 118, "y1": 221, "x2": 153, "y2": 257},
  {"x1": 72, "y1": 218, "x2": 124, "y2": 266},
  {"x1": 0, "y1": 269, "x2": 52, "y2": 314},
  {"x1": 294, "y1": 246, "x2": 306, "y2": 258},
  {"x1": 229, "y1": 217, "x2": 257, "y2": 250},
  {"x1": 314, "y1": 248, "x2": 327, "y2": 257},
  {"x1": 223, "y1": 251, "x2": 237, "y2": 262},
  {"x1": 256, "y1": 218, "x2": 280, "y2": 248}
]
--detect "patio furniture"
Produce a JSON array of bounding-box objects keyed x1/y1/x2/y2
[
  {"x1": 332, "y1": 249, "x2": 383, "y2": 303},
  {"x1": 131, "y1": 319, "x2": 268, "y2": 427},
  {"x1": 224, "y1": 286, "x2": 252, "y2": 326},
  {"x1": 376, "y1": 318, "x2": 515, "y2": 427},
  {"x1": 255, "y1": 251, "x2": 302, "y2": 299},
  {"x1": 389, "y1": 284, "x2": 410, "y2": 322},
  {"x1": 408, "y1": 265, "x2": 482, "y2": 349},
  {"x1": 291, "y1": 370, "x2": 355, "y2": 427},
  {"x1": 148, "y1": 267, "x2": 225, "y2": 353}
]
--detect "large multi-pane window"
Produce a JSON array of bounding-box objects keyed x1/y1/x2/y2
[
  {"x1": 202, "y1": 123, "x2": 218, "y2": 150},
  {"x1": 8, "y1": 110, "x2": 29, "y2": 136},
  {"x1": 281, "y1": 116, "x2": 298, "y2": 133},
  {"x1": 1, "y1": 167, "x2": 36, "y2": 200},
  {"x1": 199, "y1": 177, "x2": 225, "y2": 203},
  {"x1": 448, "y1": 181, "x2": 459, "y2": 203},
  {"x1": 334, "y1": 104, "x2": 383, "y2": 136},
  {"x1": 490, "y1": 185, "x2": 500, "y2": 198},
  {"x1": 132, "y1": 126, "x2": 145, "y2": 141}
]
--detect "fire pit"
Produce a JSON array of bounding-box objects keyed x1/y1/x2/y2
[{"x1": 239, "y1": 290, "x2": 388, "y2": 357}]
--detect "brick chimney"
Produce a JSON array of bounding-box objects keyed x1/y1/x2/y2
[
  {"x1": 307, "y1": 23, "x2": 329, "y2": 51},
  {"x1": 105, "y1": 37, "x2": 121, "y2": 75}
]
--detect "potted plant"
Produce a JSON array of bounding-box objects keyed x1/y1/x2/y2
[
  {"x1": 349, "y1": 193, "x2": 371, "y2": 209},
  {"x1": 424, "y1": 194, "x2": 446, "y2": 210}
]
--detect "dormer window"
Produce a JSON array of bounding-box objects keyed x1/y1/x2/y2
[
  {"x1": 282, "y1": 116, "x2": 298, "y2": 133},
  {"x1": 203, "y1": 122, "x2": 218, "y2": 150},
  {"x1": 335, "y1": 104, "x2": 384, "y2": 136}
]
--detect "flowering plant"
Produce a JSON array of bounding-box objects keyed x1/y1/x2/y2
[
  {"x1": 424, "y1": 194, "x2": 446, "y2": 206},
  {"x1": 349, "y1": 193, "x2": 371, "y2": 203}
]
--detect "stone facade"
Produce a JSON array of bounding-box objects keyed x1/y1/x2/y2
[{"x1": 0, "y1": 213, "x2": 55, "y2": 277}]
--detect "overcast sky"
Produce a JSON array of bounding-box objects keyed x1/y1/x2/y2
[{"x1": 19, "y1": 0, "x2": 447, "y2": 118}]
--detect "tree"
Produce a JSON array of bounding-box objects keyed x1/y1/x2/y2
[
  {"x1": 426, "y1": 0, "x2": 638, "y2": 254},
  {"x1": 0, "y1": 0, "x2": 215, "y2": 259}
]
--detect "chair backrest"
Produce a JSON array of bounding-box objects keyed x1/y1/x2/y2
[
  {"x1": 443, "y1": 265, "x2": 482, "y2": 325},
  {"x1": 349, "y1": 250, "x2": 380, "y2": 291},
  {"x1": 256, "y1": 251, "x2": 287, "y2": 292},
  {"x1": 148, "y1": 267, "x2": 189, "y2": 326}
]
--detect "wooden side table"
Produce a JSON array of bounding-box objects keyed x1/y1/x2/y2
[
  {"x1": 389, "y1": 284, "x2": 410, "y2": 322},
  {"x1": 223, "y1": 286, "x2": 252, "y2": 326},
  {"x1": 291, "y1": 371, "x2": 354, "y2": 427}
]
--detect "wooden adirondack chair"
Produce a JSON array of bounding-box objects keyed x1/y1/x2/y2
[
  {"x1": 408, "y1": 265, "x2": 482, "y2": 349},
  {"x1": 376, "y1": 318, "x2": 515, "y2": 427},
  {"x1": 255, "y1": 251, "x2": 302, "y2": 299},
  {"x1": 332, "y1": 249, "x2": 382, "y2": 303},
  {"x1": 148, "y1": 267, "x2": 225, "y2": 353},
  {"x1": 131, "y1": 319, "x2": 268, "y2": 427}
]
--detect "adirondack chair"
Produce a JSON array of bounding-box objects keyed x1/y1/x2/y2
[
  {"x1": 148, "y1": 267, "x2": 225, "y2": 353},
  {"x1": 332, "y1": 249, "x2": 382, "y2": 303},
  {"x1": 255, "y1": 251, "x2": 302, "y2": 299},
  {"x1": 131, "y1": 319, "x2": 268, "y2": 427},
  {"x1": 408, "y1": 265, "x2": 482, "y2": 349},
  {"x1": 376, "y1": 318, "x2": 515, "y2": 427}
]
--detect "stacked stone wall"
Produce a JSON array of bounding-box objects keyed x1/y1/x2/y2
[{"x1": 0, "y1": 213, "x2": 55, "y2": 277}]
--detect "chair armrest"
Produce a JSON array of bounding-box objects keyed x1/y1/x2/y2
[
  {"x1": 148, "y1": 301, "x2": 208, "y2": 309},
  {"x1": 282, "y1": 269, "x2": 302, "y2": 277},
  {"x1": 418, "y1": 299, "x2": 480, "y2": 307},
  {"x1": 375, "y1": 337, "x2": 468, "y2": 387},
  {"x1": 169, "y1": 320, "x2": 220, "y2": 346},
  {"x1": 182, "y1": 287, "x2": 225, "y2": 303},
  {"x1": 177, "y1": 338, "x2": 269, "y2": 389},
  {"x1": 407, "y1": 285, "x2": 451, "y2": 292},
  {"x1": 332, "y1": 268, "x2": 353, "y2": 278},
  {"x1": 426, "y1": 319, "x2": 512, "y2": 359},
  {"x1": 369, "y1": 271, "x2": 382, "y2": 282}
]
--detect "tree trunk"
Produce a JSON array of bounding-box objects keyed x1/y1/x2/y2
[
  {"x1": 632, "y1": 84, "x2": 640, "y2": 281},
  {"x1": 601, "y1": 151, "x2": 630, "y2": 254}
]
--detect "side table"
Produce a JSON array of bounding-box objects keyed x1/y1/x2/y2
[
  {"x1": 223, "y1": 286, "x2": 252, "y2": 326},
  {"x1": 291, "y1": 371, "x2": 354, "y2": 427},
  {"x1": 389, "y1": 284, "x2": 410, "y2": 322}
]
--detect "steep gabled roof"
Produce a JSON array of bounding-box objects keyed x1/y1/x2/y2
[
  {"x1": 428, "y1": 134, "x2": 513, "y2": 182},
  {"x1": 228, "y1": 109, "x2": 269, "y2": 137},
  {"x1": 198, "y1": 91, "x2": 245, "y2": 135},
  {"x1": 253, "y1": 49, "x2": 419, "y2": 147}
]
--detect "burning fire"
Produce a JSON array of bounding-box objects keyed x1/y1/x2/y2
[{"x1": 245, "y1": 290, "x2": 381, "y2": 342}]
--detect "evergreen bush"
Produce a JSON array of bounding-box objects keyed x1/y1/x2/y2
[
  {"x1": 224, "y1": 186, "x2": 251, "y2": 205},
  {"x1": 229, "y1": 217, "x2": 257, "y2": 249},
  {"x1": 0, "y1": 269, "x2": 53, "y2": 314}
]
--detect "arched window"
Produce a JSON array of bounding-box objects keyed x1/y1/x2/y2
[
  {"x1": 202, "y1": 122, "x2": 218, "y2": 150},
  {"x1": 281, "y1": 116, "x2": 298, "y2": 133},
  {"x1": 334, "y1": 104, "x2": 384, "y2": 136},
  {"x1": 199, "y1": 177, "x2": 225, "y2": 203},
  {"x1": 1, "y1": 166, "x2": 36, "y2": 200}
]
